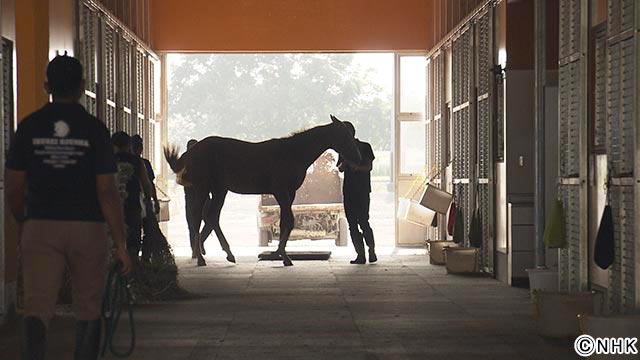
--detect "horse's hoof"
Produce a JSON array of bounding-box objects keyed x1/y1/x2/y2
[
  {"x1": 227, "y1": 255, "x2": 236, "y2": 263},
  {"x1": 191, "y1": 253, "x2": 197, "y2": 259},
  {"x1": 197, "y1": 236, "x2": 206, "y2": 255},
  {"x1": 197, "y1": 258, "x2": 207, "y2": 267},
  {"x1": 275, "y1": 250, "x2": 292, "y2": 266}
]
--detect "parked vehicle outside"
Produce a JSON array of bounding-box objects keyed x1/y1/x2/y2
[{"x1": 258, "y1": 151, "x2": 348, "y2": 246}]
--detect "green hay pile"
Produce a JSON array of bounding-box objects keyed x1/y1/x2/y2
[
  {"x1": 128, "y1": 241, "x2": 195, "y2": 303},
  {"x1": 128, "y1": 203, "x2": 195, "y2": 303}
]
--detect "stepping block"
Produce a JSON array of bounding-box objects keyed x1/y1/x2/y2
[{"x1": 258, "y1": 251, "x2": 331, "y2": 261}]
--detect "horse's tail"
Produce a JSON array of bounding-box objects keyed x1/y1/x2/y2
[{"x1": 163, "y1": 145, "x2": 185, "y2": 174}]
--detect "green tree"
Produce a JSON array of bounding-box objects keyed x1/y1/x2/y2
[{"x1": 167, "y1": 54, "x2": 391, "y2": 151}]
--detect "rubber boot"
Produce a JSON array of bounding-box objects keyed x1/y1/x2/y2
[
  {"x1": 74, "y1": 319, "x2": 101, "y2": 360},
  {"x1": 350, "y1": 231, "x2": 366, "y2": 264},
  {"x1": 22, "y1": 316, "x2": 47, "y2": 360},
  {"x1": 363, "y1": 229, "x2": 377, "y2": 263}
]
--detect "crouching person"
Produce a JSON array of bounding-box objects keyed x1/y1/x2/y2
[
  {"x1": 111, "y1": 131, "x2": 157, "y2": 262},
  {"x1": 5, "y1": 54, "x2": 131, "y2": 360}
]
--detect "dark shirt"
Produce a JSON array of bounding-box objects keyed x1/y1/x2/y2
[
  {"x1": 141, "y1": 157, "x2": 155, "y2": 182},
  {"x1": 6, "y1": 103, "x2": 116, "y2": 221},
  {"x1": 338, "y1": 139, "x2": 375, "y2": 194},
  {"x1": 184, "y1": 186, "x2": 196, "y2": 210},
  {"x1": 115, "y1": 151, "x2": 142, "y2": 212},
  {"x1": 184, "y1": 186, "x2": 194, "y2": 198}
]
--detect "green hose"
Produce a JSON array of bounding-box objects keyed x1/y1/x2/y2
[{"x1": 101, "y1": 261, "x2": 136, "y2": 358}]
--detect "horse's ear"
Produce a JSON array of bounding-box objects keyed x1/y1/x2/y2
[{"x1": 330, "y1": 114, "x2": 340, "y2": 123}]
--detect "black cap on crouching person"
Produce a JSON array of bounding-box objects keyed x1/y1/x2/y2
[
  {"x1": 131, "y1": 134, "x2": 143, "y2": 146},
  {"x1": 131, "y1": 134, "x2": 144, "y2": 153},
  {"x1": 111, "y1": 131, "x2": 131, "y2": 150},
  {"x1": 46, "y1": 54, "x2": 84, "y2": 98}
]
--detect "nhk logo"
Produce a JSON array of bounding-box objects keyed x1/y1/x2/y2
[{"x1": 574, "y1": 335, "x2": 638, "y2": 357}]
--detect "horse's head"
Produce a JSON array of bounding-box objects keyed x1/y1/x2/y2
[{"x1": 329, "y1": 114, "x2": 362, "y2": 163}]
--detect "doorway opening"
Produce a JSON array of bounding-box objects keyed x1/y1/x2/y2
[{"x1": 165, "y1": 53, "x2": 395, "y2": 256}]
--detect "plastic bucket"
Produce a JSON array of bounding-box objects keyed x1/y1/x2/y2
[
  {"x1": 577, "y1": 314, "x2": 640, "y2": 359},
  {"x1": 533, "y1": 291, "x2": 601, "y2": 338},
  {"x1": 444, "y1": 247, "x2": 479, "y2": 274},
  {"x1": 526, "y1": 268, "x2": 558, "y2": 299},
  {"x1": 427, "y1": 241, "x2": 457, "y2": 265}
]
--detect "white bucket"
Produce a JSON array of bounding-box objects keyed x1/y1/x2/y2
[
  {"x1": 526, "y1": 268, "x2": 558, "y2": 299},
  {"x1": 533, "y1": 291, "x2": 601, "y2": 338},
  {"x1": 419, "y1": 185, "x2": 453, "y2": 214},
  {"x1": 577, "y1": 314, "x2": 640, "y2": 359},
  {"x1": 397, "y1": 197, "x2": 436, "y2": 227}
]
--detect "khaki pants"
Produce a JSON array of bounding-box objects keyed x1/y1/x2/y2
[{"x1": 21, "y1": 220, "x2": 109, "y2": 326}]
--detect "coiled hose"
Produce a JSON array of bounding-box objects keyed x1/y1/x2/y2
[{"x1": 101, "y1": 261, "x2": 136, "y2": 358}]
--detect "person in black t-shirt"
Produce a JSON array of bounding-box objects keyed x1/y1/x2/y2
[
  {"x1": 131, "y1": 134, "x2": 159, "y2": 261},
  {"x1": 5, "y1": 54, "x2": 131, "y2": 360},
  {"x1": 131, "y1": 135, "x2": 157, "y2": 194},
  {"x1": 337, "y1": 122, "x2": 377, "y2": 264},
  {"x1": 112, "y1": 131, "x2": 157, "y2": 261}
]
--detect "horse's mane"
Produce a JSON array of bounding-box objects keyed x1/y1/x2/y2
[
  {"x1": 283, "y1": 127, "x2": 310, "y2": 139},
  {"x1": 280, "y1": 122, "x2": 334, "y2": 141}
]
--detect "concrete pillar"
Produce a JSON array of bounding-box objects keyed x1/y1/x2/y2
[
  {"x1": 16, "y1": 0, "x2": 49, "y2": 120},
  {"x1": 534, "y1": 0, "x2": 546, "y2": 268}
]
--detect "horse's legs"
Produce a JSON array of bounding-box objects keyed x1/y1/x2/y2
[
  {"x1": 198, "y1": 195, "x2": 213, "y2": 255},
  {"x1": 191, "y1": 187, "x2": 209, "y2": 266},
  {"x1": 200, "y1": 190, "x2": 236, "y2": 263},
  {"x1": 274, "y1": 192, "x2": 295, "y2": 267}
]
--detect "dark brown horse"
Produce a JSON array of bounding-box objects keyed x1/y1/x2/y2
[{"x1": 164, "y1": 115, "x2": 362, "y2": 266}]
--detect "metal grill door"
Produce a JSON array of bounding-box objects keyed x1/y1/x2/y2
[
  {"x1": 558, "y1": 0, "x2": 588, "y2": 292},
  {"x1": 452, "y1": 28, "x2": 475, "y2": 244},
  {"x1": 0, "y1": 33, "x2": 5, "y2": 321},
  {"x1": 78, "y1": 2, "x2": 99, "y2": 116},
  {"x1": 605, "y1": 0, "x2": 638, "y2": 312},
  {"x1": 425, "y1": 59, "x2": 436, "y2": 240},
  {"x1": 134, "y1": 48, "x2": 146, "y2": 136},
  {"x1": 2, "y1": 38, "x2": 13, "y2": 160},
  {"x1": 118, "y1": 36, "x2": 133, "y2": 134},
  {"x1": 475, "y1": 10, "x2": 494, "y2": 272},
  {"x1": 148, "y1": 58, "x2": 158, "y2": 163},
  {"x1": 594, "y1": 25, "x2": 607, "y2": 151},
  {"x1": 431, "y1": 53, "x2": 447, "y2": 240},
  {"x1": 102, "y1": 21, "x2": 117, "y2": 133}
]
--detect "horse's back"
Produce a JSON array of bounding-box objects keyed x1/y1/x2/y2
[
  {"x1": 191, "y1": 136, "x2": 280, "y2": 191},
  {"x1": 190, "y1": 135, "x2": 305, "y2": 195}
]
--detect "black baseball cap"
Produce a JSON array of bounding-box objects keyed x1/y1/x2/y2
[{"x1": 46, "y1": 54, "x2": 83, "y2": 97}]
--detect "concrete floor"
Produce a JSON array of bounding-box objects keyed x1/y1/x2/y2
[{"x1": 1, "y1": 253, "x2": 580, "y2": 359}]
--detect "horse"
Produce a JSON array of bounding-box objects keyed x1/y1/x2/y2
[{"x1": 164, "y1": 114, "x2": 362, "y2": 266}]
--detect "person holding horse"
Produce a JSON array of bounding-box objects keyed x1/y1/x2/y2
[
  {"x1": 337, "y1": 122, "x2": 377, "y2": 264},
  {"x1": 165, "y1": 114, "x2": 362, "y2": 266},
  {"x1": 6, "y1": 54, "x2": 131, "y2": 359}
]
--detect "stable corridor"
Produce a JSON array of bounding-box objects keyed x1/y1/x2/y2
[{"x1": 2, "y1": 254, "x2": 578, "y2": 359}]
